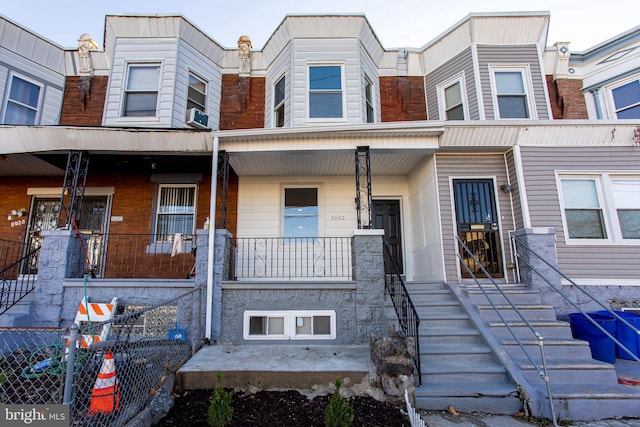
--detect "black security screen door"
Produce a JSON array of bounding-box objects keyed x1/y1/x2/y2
[
  {"x1": 453, "y1": 180, "x2": 503, "y2": 278},
  {"x1": 373, "y1": 200, "x2": 403, "y2": 274}
]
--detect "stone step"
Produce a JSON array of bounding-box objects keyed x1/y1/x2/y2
[
  {"x1": 415, "y1": 382, "x2": 522, "y2": 414},
  {"x1": 465, "y1": 290, "x2": 542, "y2": 305},
  {"x1": 408, "y1": 290, "x2": 458, "y2": 303},
  {"x1": 420, "y1": 343, "x2": 495, "y2": 365},
  {"x1": 501, "y1": 338, "x2": 593, "y2": 360},
  {"x1": 419, "y1": 327, "x2": 484, "y2": 346},
  {"x1": 420, "y1": 312, "x2": 472, "y2": 329},
  {"x1": 476, "y1": 304, "x2": 557, "y2": 322},
  {"x1": 488, "y1": 321, "x2": 574, "y2": 340},
  {"x1": 421, "y1": 360, "x2": 509, "y2": 384},
  {"x1": 515, "y1": 358, "x2": 619, "y2": 385}
]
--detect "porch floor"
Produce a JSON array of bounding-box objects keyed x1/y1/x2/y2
[{"x1": 177, "y1": 344, "x2": 373, "y2": 391}]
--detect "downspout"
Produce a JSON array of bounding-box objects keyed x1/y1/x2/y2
[
  {"x1": 592, "y1": 88, "x2": 603, "y2": 119},
  {"x1": 205, "y1": 135, "x2": 219, "y2": 341}
]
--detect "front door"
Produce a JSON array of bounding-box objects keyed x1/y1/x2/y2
[
  {"x1": 453, "y1": 180, "x2": 503, "y2": 278},
  {"x1": 372, "y1": 200, "x2": 403, "y2": 274}
]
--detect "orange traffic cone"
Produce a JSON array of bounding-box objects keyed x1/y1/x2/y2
[{"x1": 88, "y1": 350, "x2": 120, "y2": 416}]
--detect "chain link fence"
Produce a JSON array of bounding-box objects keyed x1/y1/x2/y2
[{"x1": 0, "y1": 287, "x2": 204, "y2": 427}]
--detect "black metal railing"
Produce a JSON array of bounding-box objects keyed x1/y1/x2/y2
[
  {"x1": 229, "y1": 237, "x2": 352, "y2": 280},
  {"x1": 510, "y1": 234, "x2": 640, "y2": 364},
  {"x1": 383, "y1": 241, "x2": 421, "y2": 385},
  {"x1": 97, "y1": 233, "x2": 196, "y2": 279},
  {"x1": 0, "y1": 239, "x2": 41, "y2": 315}
]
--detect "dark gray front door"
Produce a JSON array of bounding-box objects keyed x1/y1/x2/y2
[
  {"x1": 453, "y1": 179, "x2": 503, "y2": 278},
  {"x1": 373, "y1": 199, "x2": 403, "y2": 274}
]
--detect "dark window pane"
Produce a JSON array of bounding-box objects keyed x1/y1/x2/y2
[
  {"x1": 249, "y1": 317, "x2": 266, "y2": 335},
  {"x1": 275, "y1": 77, "x2": 286, "y2": 105},
  {"x1": 10, "y1": 77, "x2": 40, "y2": 107},
  {"x1": 566, "y1": 209, "x2": 606, "y2": 239},
  {"x1": 617, "y1": 104, "x2": 640, "y2": 119},
  {"x1": 275, "y1": 105, "x2": 285, "y2": 127},
  {"x1": 446, "y1": 104, "x2": 465, "y2": 120},
  {"x1": 497, "y1": 95, "x2": 528, "y2": 118},
  {"x1": 309, "y1": 92, "x2": 342, "y2": 118},
  {"x1": 618, "y1": 210, "x2": 640, "y2": 239},
  {"x1": 310, "y1": 66, "x2": 341, "y2": 90},
  {"x1": 313, "y1": 316, "x2": 331, "y2": 335},
  {"x1": 285, "y1": 188, "x2": 317, "y2": 208},
  {"x1": 124, "y1": 93, "x2": 158, "y2": 116},
  {"x1": 4, "y1": 104, "x2": 36, "y2": 125},
  {"x1": 612, "y1": 80, "x2": 640, "y2": 110}
]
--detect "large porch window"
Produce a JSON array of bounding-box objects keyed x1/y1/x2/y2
[
  {"x1": 284, "y1": 187, "x2": 318, "y2": 237},
  {"x1": 155, "y1": 184, "x2": 196, "y2": 241}
]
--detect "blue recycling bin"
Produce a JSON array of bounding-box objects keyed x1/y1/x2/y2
[
  {"x1": 599, "y1": 310, "x2": 640, "y2": 360},
  {"x1": 569, "y1": 312, "x2": 617, "y2": 363}
]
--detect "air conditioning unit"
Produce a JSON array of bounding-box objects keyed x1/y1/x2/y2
[{"x1": 186, "y1": 108, "x2": 209, "y2": 129}]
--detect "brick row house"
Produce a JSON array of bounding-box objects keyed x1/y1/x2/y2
[{"x1": 1, "y1": 11, "x2": 640, "y2": 420}]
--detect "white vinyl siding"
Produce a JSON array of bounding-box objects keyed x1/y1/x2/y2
[{"x1": 265, "y1": 44, "x2": 292, "y2": 128}]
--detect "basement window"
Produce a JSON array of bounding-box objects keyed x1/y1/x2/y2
[{"x1": 243, "y1": 310, "x2": 336, "y2": 340}]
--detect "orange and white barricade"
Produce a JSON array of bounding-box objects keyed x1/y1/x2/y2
[
  {"x1": 88, "y1": 350, "x2": 120, "y2": 415},
  {"x1": 74, "y1": 297, "x2": 118, "y2": 348}
]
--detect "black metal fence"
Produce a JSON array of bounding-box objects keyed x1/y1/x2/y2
[
  {"x1": 0, "y1": 239, "x2": 40, "y2": 315},
  {"x1": 229, "y1": 237, "x2": 352, "y2": 280}
]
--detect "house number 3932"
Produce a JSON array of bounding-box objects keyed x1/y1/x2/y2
[{"x1": 330, "y1": 215, "x2": 345, "y2": 220}]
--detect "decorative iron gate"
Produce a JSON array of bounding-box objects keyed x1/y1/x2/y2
[{"x1": 453, "y1": 179, "x2": 503, "y2": 278}]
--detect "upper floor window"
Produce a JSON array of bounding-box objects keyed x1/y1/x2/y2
[
  {"x1": 155, "y1": 184, "x2": 196, "y2": 241},
  {"x1": 123, "y1": 64, "x2": 160, "y2": 117},
  {"x1": 187, "y1": 72, "x2": 207, "y2": 112},
  {"x1": 274, "y1": 75, "x2": 286, "y2": 127},
  {"x1": 308, "y1": 65, "x2": 343, "y2": 119},
  {"x1": 284, "y1": 187, "x2": 318, "y2": 237},
  {"x1": 364, "y1": 76, "x2": 374, "y2": 123},
  {"x1": 611, "y1": 78, "x2": 640, "y2": 119},
  {"x1": 437, "y1": 74, "x2": 467, "y2": 120},
  {"x1": 491, "y1": 67, "x2": 533, "y2": 119},
  {"x1": 3, "y1": 74, "x2": 41, "y2": 125}
]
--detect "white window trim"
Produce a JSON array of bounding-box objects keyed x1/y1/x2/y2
[
  {"x1": 603, "y1": 73, "x2": 640, "y2": 120},
  {"x1": 187, "y1": 69, "x2": 208, "y2": 113},
  {"x1": 2, "y1": 72, "x2": 43, "y2": 125},
  {"x1": 306, "y1": 63, "x2": 347, "y2": 123},
  {"x1": 489, "y1": 65, "x2": 537, "y2": 120},
  {"x1": 364, "y1": 74, "x2": 375, "y2": 123},
  {"x1": 273, "y1": 73, "x2": 286, "y2": 128},
  {"x1": 243, "y1": 310, "x2": 336, "y2": 340},
  {"x1": 436, "y1": 72, "x2": 469, "y2": 120},
  {"x1": 153, "y1": 183, "x2": 198, "y2": 241},
  {"x1": 556, "y1": 172, "x2": 640, "y2": 245},
  {"x1": 281, "y1": 184, "x2": 323, "y2": 238},
  {"x1": 120, "y1": 61, "x2": 163, "y2": 120}
]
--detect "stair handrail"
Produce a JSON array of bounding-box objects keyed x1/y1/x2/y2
[
  {"x1": 510, "y1": 235, "x2": 640, "y2": 363},
  {"x1": 382, "y1": 240, "x2": 421, "y2": 386},
  {"x1": 456, "y1": 235, "x2": 558, "y2": 426},
  {"x1": 0, "y1": 244, "x2": 41, "y2": 315}
]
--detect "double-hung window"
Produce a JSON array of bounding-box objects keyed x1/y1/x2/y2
[
  {"x1": 123, "y1": 64, "x2": 160, "y2": 117},
  {"x1": 155, "y1": 184, "x2": 196, "y2": 241},
  {"x1": 491, "y1": 67, "x2": 533, "y2": 119},
  {"x1": 284, "y1": 188, "x2": 318, "y2": 238},
  {"x1": 187, "y1": 72, "x2": 207, "y2": 112},
  {"x1": 308, "y1": 65, "x2": 343, "y2": 119},
  {"x1": 3, "y1": 75, "x2": 41, "y2": 125},
  {"x1": 611, "y1": 78, "x2": 640, "y2": 119},
  {"x1": 274, "y1": 75, "x2": 285, "y2": 127},
  {"x1": 560, "y1": 178, "x2": 606, "y2": 239},
  {"x1": 437, "y1": 73, "x2": 467, "y2": 120},
  {"x1": 364, "y1": 76, "x2": 374, "y2": 123},
  {"x1": 611, "y1": 179, "x2": 640, "y2": 239}
]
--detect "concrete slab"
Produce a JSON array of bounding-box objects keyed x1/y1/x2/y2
[{"x1": 177, "y1": 344, "x2": 373, "y2": 391}]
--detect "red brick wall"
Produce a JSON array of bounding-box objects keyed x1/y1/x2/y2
[
  {"x1": 59, "y1": 76, "x2": 108, "y2": 126},
  {"x1": 379, "y1": 76, "x2": 427, "y2": 122},
  {"x1": 546, "y1": 76, "x2": 588, "y2": 119},
  {"x1": 220, "y1": 75, "x2": 265, "y2": 130}
]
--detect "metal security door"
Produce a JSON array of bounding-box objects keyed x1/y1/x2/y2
[
  {"x1": 373, "y1": 200, "x2": 403, "y2": 274},
  {"x1": 453, "y1": 180, "x2": 503, "y2": 278}
]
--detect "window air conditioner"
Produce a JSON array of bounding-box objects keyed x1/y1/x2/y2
[{"x1": 186, "y1": 108, "x2": 209, "y2": 129}]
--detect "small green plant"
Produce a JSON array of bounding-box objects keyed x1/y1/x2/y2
[
  {"x1": 207, "y1": 372, "x2": 233, "y2": 427},
  {"x1": 324, "y1": 378, "x2": 354, "y2": 427}
]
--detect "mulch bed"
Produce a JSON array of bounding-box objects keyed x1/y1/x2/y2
[{"x1": 158, "y1": 389, "x2": 409, "y2": 426}]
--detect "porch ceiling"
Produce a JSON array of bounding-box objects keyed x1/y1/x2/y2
[
  {"x1": 0, "y1": 154, "x2": 65, "y2": 176},
  {"x1": 228, "y1": 149, "x2": 433, "y2": 176}
]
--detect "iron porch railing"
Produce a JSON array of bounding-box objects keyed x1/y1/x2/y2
[
  {"x1": 383, "y1": 240, "x2": 421, "y2": 385},
  {"x1": 228, "y1": 237, "x2": 352, "y2": 280},
  {"x1": 0, "y1": 239, "x2": 40, "y2": 315}
]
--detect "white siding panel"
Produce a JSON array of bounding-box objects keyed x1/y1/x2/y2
[
  {"x1": 521, "y1": 146, "x2": 640, "y2": 281},
  {"x1": 103, "y1": 38, "x2": 179, "y2": 127},
  {"x1": 265, "y1": 43, "x2": 292, "y2": 128},
  {"x1": 360, "y1": 43, "x2": 381, "y2": 123},
  {"x1": 0, "y1": 18, "x2": 65, "y2": 74}
]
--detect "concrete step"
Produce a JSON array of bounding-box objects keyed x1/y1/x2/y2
[
  {"x1": 409, "y1": 290, "x2": 458, "y2": 303},
  {"x1": 415, "y1": 382, "x2": 522, "y2": 414},
  {"x1": 516, "y1": 358, "x2": 619, "y2": 385},
  {"x1": 421, "y1": 360, "x2": 509, "y2": 384},
  {"x1": 420, "y1": 312, "x2": 472, "y2": 329},
  {"x1": 488, "y1": 321, "x2": 574, "y2": 340},
  {"x1": 421, "y1": 343, "x2": 496, "y2": 365},
  {"x1": 501, "y1": 338, "x2": 593, "y2": 360},
  {"x1": 414, "y1": 301, "x2": 464, "y2": 314},
  {"x1": 477, "y1": 304, "x2": 557, "y2": 322},
  {"x1": 0, "y1": 300, "x2": 33, "y2": 327},
  {"x1": 465, "y1": 289, "x2": 542, "y2": 305},
  {"x1": 420, "y1": 327, "x2": 485, "y2": 346}
]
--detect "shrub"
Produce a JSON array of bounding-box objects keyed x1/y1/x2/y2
[
  {"x1": 207, "y1": 372, "x2": 233, "y2": 427},
  {"x1": 324, "y1": 378, "x2": 354, "y2": 427}
]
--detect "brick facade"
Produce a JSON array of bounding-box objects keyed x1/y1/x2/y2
[
  {"x1": 379, "y1": 76, "x2": 428, "y2": 122},
  {"x1": 59, "y1": 76, "x2": 108, "y2": 126},
  {"x1": 219, "y1": 75, "x2": 266, "y2": 130},
  {"x1": 546, "y1": 75, "x2": 588, "y2": 119}
]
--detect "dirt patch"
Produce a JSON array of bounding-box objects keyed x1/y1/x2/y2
[{"x1": 158, "y1": 388, "x2": 408, "y2": 426}]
